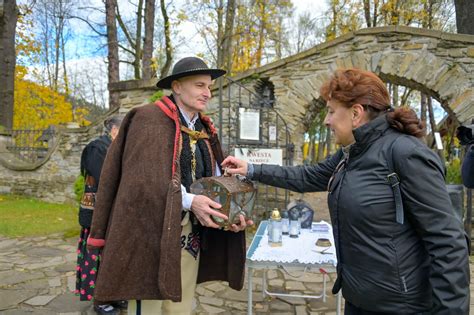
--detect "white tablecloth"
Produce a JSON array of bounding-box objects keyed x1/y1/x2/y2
[{"x1": 249, "y1": 220, "x2": 337, "y2": 266}]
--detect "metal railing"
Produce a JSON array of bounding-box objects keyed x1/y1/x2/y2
[
  {"x1": 218, "y1": 77, "x2": 294, "y2": 220},
  {"x1": 2, "y1": 128, "x2": 56, "y2": 164}
]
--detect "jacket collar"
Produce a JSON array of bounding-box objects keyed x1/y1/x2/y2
[{"x1": 350, "y1": 114, "x2": 391, "y2": 158}]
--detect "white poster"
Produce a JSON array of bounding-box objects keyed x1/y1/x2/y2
[
  {"x1": 434, "y1": 132, "x2": 443, "y2": 150},
  {"x1": 239, "y1": 108, "x2": 260, "y2": 141},
  {"x1": 234, "y1": 148, "x2": 283, "y2": 165},
  {"x1": 269, "y1": 125, "x2": 277, "y2": 141}
]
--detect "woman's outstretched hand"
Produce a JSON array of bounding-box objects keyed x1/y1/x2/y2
[{"x1": 221, "y1": 156, "x2": 248, "y2": 176}]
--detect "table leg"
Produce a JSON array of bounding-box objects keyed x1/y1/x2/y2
[
  {"x1": 262, "y1": 269, "x2": 267, "y2": 299},
  {"x1": 247, "y1": 266, "x2": 253, "y2": 315},
  {"x1": 336, "y1": 290, "x2": 342, "y2": 315},
  {"x1": 323, "y1": 272, "x2": 327, "y2": 303}
]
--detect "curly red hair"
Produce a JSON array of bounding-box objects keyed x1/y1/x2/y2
[
  {"x1": 320, "y1": 68, "x2": 390, "y2": 110},
  {"x1": 320, "y1": 68, "x2": 425, "y2": 138}
]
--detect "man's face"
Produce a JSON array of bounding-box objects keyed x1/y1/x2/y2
[{"x1": 172, "y1": 74, "x2": 213, "y2": 114}]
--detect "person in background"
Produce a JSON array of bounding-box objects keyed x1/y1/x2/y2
[
  {"x1": 462, "y1": 144, "x2": 474, "y2": 188},
  {"x1": 457, "y1": 123, "x2": 474, "y2": 188},
  {"x1": 223, "y1": 68, "x2": 470, "y2": 314},
  {"x1": 75, "y1": 116, "x2": 124, "y2": 315}
]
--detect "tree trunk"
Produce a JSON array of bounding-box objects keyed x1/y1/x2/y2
[
  {"x1": 0, "y1": 0, "x2": 18, "y2": 130},
  {"x1": 61, "y1": 22, "x2": 69, "y2": 96},
  {"x1": 60, "y1": 10, "x2": 71, "y2": 121},
  {"x1": 53, "y1": 10, "x2": 62, "y2": 91},
  {"x1": 216, "y1": 0, "x2": 224, "y2": 68},
  {"x1": 134, "y1": 0, "x2": 144, "y2": 79},
  {"x1": 41, "y1": 6, "x2": 53, "y2": 87},
  {"x1": 392, "y1": 84, "x2": 398, "y2": 107},
  {"x1": 427, "y1": 97, "x2": 436, "y2": 137},
  {"x1": 142, "y1": 0, "x2": 155, "y2": 80},
  {"x1": 325, "y1": 126, "x2": 332, "y2": 157},
  {"x1": 222, "y1": 0, "x2": 236, "y2": 72},
  {"x1": 255, "y1": 0, "x2": 265, "y2": 67},
  {"x1": 274, "y1": 14, "x2": 282, "y2": 59},
  {"x1": 317, "y1": 125, "x2": 325, "y2": 162},
  {"x1": 427, "y1": 97, "x2": 444, "y2": 162},
  {"x1": 363, "y1": 0, "x2": 371, "y2": 27},
  {"x1": 454, "y1": 0, "x2": 474, "y2": 35},
  {"x1": 106, "y1": 0, "x2": 120, "y2": 109},
  {"x1": 373, "y1": 0, "x2": 378, "y2": 27},
  {"x1": 159, "y1": 0, "x2": 172, "y2": 78},
  {"x1": 420, "y1": 92, "x2": 427, "y2": 127}
]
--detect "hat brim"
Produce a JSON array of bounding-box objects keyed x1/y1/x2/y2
[{"x1": 156, "y1": 68, "x2": 226, "y2": 89}]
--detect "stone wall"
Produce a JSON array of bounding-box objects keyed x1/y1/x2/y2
[{"x1": 0, "y1": 121, "x2": 107, "y2": 204}]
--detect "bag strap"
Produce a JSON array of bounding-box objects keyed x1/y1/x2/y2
[
  {"x1": 386, "y1": 136, "x2": 404, "y2": 225},
  {"x1": 84, "y1": 175, "x2": 96, "y2": 187}
]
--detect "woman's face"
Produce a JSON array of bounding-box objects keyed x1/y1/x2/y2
[
  {"x1": 324, "y1": 100, "x2": 356, "y2": 146},
  {"x1": 110, "y1": 125, "x2": 119, "y2": 141}
]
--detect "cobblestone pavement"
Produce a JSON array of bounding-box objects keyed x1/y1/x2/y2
[{"x1": 2, "y1": 233, "x2": 474, "y2": 315}]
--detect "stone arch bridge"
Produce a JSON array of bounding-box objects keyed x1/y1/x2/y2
[
  {"x1": 207, "y1": 25, "x2": 474, "y2": 163},
  {"x1": 0, "y1": 26, "x2": 473, "y2": 203}
]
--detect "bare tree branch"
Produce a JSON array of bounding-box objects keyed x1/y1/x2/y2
[
  {"x1": 70, "y1": 15, "x2": 106, "y2": 36},
  {"x1": 116, "y1": 4, "x2": 136, "y2": 49}
]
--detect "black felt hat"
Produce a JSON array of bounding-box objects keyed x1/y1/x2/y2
[{"x1": 156, "y1": 57, "x2": 226, "y2": 89}]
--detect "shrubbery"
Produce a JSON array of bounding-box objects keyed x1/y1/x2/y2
[
  {"x1": 74, "y1": 174, "x2": 85, "y2": 203},
  {"x1": 446, "y1": 158, "x2": 462, "y2": 185}
]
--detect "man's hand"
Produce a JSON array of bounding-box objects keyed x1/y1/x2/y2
[
  {"x1": 191, "y1": 195, "x2": 227, "y2": 229},
  {"x1": 221, "y1": 156, "x2": 248, "y2": 176},
  {"x1": 228, "y1": 214, "x2": 254, "y2": 233}
]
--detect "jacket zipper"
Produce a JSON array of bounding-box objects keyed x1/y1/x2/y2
[{"x1": 401, "y1": 276, "x2": 408, "y2": 293}]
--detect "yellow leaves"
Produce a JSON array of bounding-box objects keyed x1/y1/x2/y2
[
  {"x1": 14, "y1": 68, "x2": 75, "y2": 130},
  {"x1": 177, "y1": 10, "x2": 188, "y2": 21},
  {"x1": 16, "y1": 5, "x2": 41, "y2": 63},
  {"x1": 380, "y1": 0, "x2": 426, "y2": 26},
  {"x1": 325, "y1": 0, "x2": 362, "y2": 40},
  {"x1": 13, "y1": 4, "x2": 90, "y2": 131},
  {"x1": 74, "y1": 107, "x2": 91, "y2": 127},
  {"x1": 231, "y1": 0, "x2": 288, "y2": 74}
]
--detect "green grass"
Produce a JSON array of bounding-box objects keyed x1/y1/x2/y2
[{"x1": 0, "y1": 194, "x2": 79, "y2": 238}]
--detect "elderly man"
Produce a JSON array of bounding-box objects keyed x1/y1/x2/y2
[{"x1": 87, "y1": 57, "x2": 252, "y2": 315}]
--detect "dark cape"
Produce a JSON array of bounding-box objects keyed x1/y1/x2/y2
[
  {"x1": 89, "y1": 98, "x2": 246, "y2": 302},
  {"x1": 79, "y1": 135, "x2": 111, "y2": 228}
]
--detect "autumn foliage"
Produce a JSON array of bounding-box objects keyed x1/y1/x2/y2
[{"x1": 13, "y1": 6, "x2": 89, "y2": 130}]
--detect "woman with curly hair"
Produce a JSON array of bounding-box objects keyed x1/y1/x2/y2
[
  {"x1": 223, "y1": 69, "x2": 469, "y2": 314},
  {"x1": 75, "y1": 116, "x2": 124, "y2": 315}
]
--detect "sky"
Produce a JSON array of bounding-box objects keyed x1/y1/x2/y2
[
  {"x1": 63, "y1": 0, "x2": 329, "y2": 62},
  {"x1": 48, "y1": 0, "x2": 330, "y2": 106}
]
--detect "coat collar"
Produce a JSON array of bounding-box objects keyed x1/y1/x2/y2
[{"x1": 350, "y1": 114, "x2": 391, "y2": 158}]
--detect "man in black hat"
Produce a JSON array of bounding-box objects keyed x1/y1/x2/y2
[{"x1": 87, "y1": 57, "x2": 252, "y2": 314}]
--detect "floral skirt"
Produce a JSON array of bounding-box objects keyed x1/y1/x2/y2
[{"x1": 75, "y1": 227, "x2": 101, "y2": 301}]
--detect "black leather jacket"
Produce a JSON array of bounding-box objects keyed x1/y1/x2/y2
[{"x1": 252, "y1": 115, "x2": 469, "y2": 314}]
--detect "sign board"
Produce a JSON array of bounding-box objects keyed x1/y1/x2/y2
[
  {"x1": 239, "y1": 108, "x2": 260, "y2": 141},
  {"x1": 234, "y1": 148, "x2": 283, "y2": 165}
]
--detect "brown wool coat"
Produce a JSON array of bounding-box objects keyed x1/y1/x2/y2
[{"x1": 89, "y1": 102, "x2": 246, "y2": 302}]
